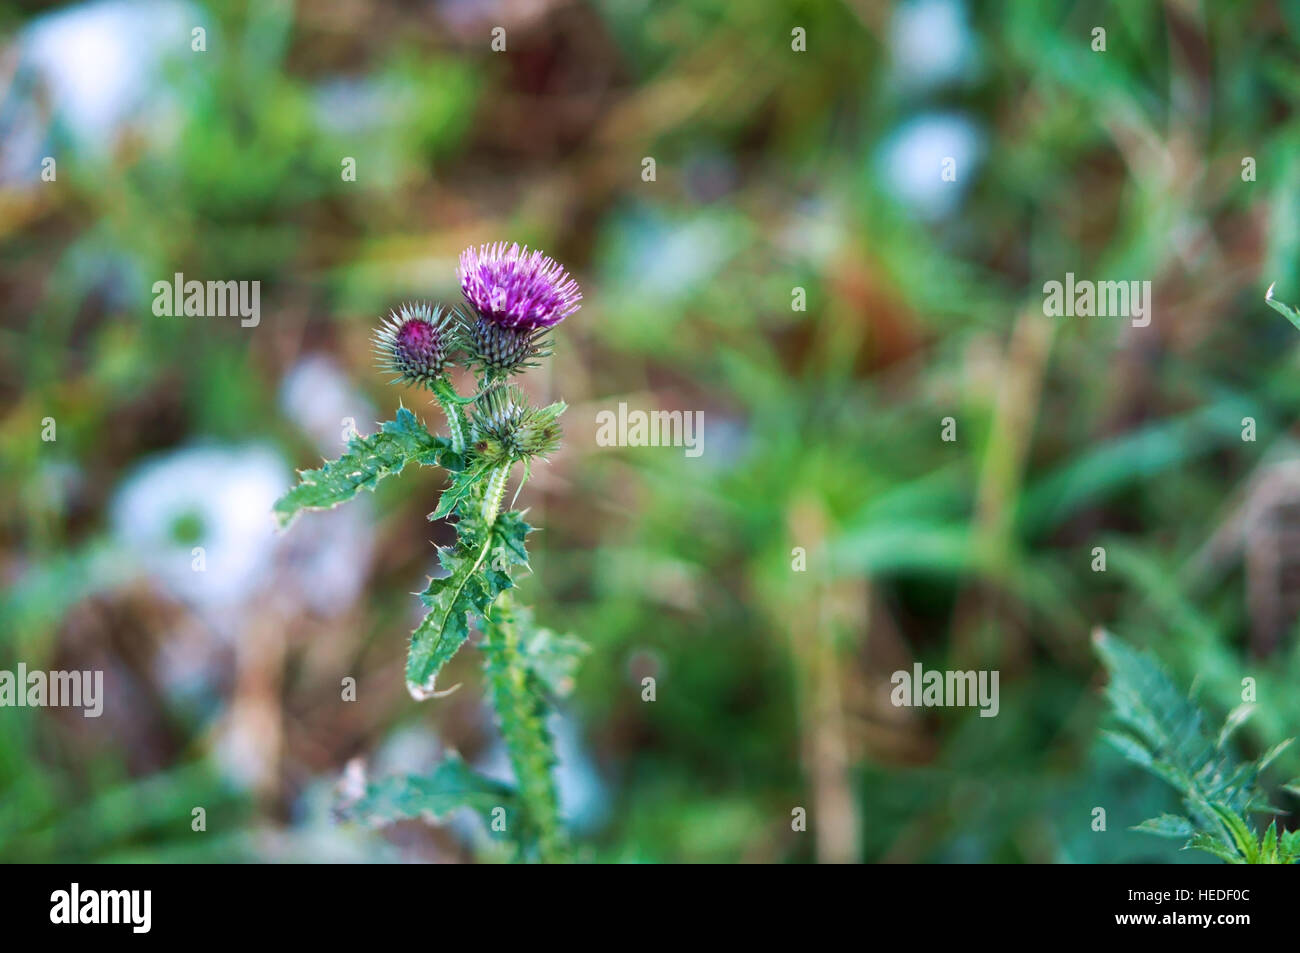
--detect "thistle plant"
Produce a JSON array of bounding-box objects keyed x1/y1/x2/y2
[
  {"x1": 274, "y1": 243, "x2": 586, "y2": 862},
  {"x1": 1095, "y1": 630, "x2": 1300, "y2": 864}
]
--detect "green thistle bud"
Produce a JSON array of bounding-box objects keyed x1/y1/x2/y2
[{"x1": 470, "y1": 385, "x2": 566, "y2": 463}]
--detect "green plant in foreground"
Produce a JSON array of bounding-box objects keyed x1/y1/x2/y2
[
  {"x1": 1094, "y1": 630, "x2": 1300, "y2": 864},
  {"x1": 274, "y1": 243, "x2": 586, "y2": 862}
]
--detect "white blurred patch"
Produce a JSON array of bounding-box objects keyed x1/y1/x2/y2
[
  {"x1": 371, "y1": 725, "x2": 443, "y2": 777},
  {"x1": 3, "y1": 0, "x2": 200, "y2": 179},
  {"x1": 109, "y1": 444, "x2": 288, "y2": 615},
  {"x1": 278, "y1": 354, "x2": 377, "y2": 456},
  {"x1": 877, "y1": 113, "x2": 984, "y2": 221},
  {"x1": 608, "y1": 212, "x2": 735, "y2": 305},
  {"x1": 275, "y1": 356, "x2": 378, "y2": 615},
  {"x1": 889, "y1": 0, "x2": 977, "y2": 92},
  {"x1": 276, "y1": 503, "x2": 375, "y2": 616}
]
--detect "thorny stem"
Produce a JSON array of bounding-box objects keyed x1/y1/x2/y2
[
  {"x1": 433, "y1": 372, "x2": 565, "y2": 861},
  {"x1": 480, "y1": 463, "x2": 511, "y2": 526},
  {"x1": 431, "y1": 376, "x2": 468, "y2": 455},
  {"x1": 481, "y1": 589, "x2": 567, "y2": 862}
]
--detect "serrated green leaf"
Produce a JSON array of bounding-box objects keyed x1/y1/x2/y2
[
  {"x1": 1185, "y1": 832, "x2": 1244, "y2": 865},
  {"x1": 405, "y1": 589, "x2": 473, "y2": 700},
  {"x1": 481, "y1": 566, "x2": 515, "y2": 597},
  {"x1": 1209, "y1": 804, "x2": 1257, "y2": 862},
  {"x1": 429, "y1": 461, "x2": 489, "y2": 522},
  {"x1": 274, "y1": 407, "x2": 448, "y2": 527},
  {"x1": 1094, "y1": 631, "x2": 1258, "y2": 827},
  {"x1": 491, "y1": 510, "x2": 535, "y2": 570},
  {"x1": 405, "y1": 519, "x2": 506, "y2": 700},
  {"x1": 1261, "y1": 820, "x2": 1279, "y2": 863},
  {"x1": 1102, "y1": 730, "x2": 1154, "y2": 770},
  {"x1": 337, "y1": 754, "x2": 516, "y2": 829},
  {"x1": 1133, "y1": 814, "x2": 1196, "y2": 840},
  {"x1": 1092, "y1": 630, "x2": 1294, "y2": 863},
  {"x1": 514, "y1": 605, "x2": 588, "y2": 698},
  {"x1": 1280, "y1": 829, "x2": 1300, "y2": 864}
]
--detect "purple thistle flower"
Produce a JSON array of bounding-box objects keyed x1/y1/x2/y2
[
  {"x1": 457, "y1": 243, "x2": 581, "y2": 376},
  {"x1": 459, "y1": 242, "x2": 582, "y2": 331},
  {"x1": 373, "y1": 302, "x2": 453, "y2": 387}
]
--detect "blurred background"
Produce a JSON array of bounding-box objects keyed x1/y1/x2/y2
[{"x1": 3, "y1": 0, "x2": 1300, "y2": 863}]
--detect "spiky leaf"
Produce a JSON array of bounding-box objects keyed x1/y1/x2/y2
[
  {"x1": 1095, "y1": 630, "x2": 1297, "y2": 864},
  {"x1": 1281, "y1": 830, "x2": 1300, "y2": 864},
  {"x1": 518, "y1": 616, "x2": 588, "y2": 698},
  {"x1": 1261, "y1": 820, "x2": 1279, "y2": 863},
  {"x1": 405, "y1": 531, "x2": 494, "y2": 700},
  {"x1": 429, "y1": 460, "x2": 491, "y2": 522},
  {"x1": 405, "y1": 508, "x2": 539, "y2": 700},
  {"x1": 338, "y1": 754, "x2": 515, "y2": 829},
  {"x1": 1132, "y1": 814, "x2": 1195, "y2": 840},
  {"x1": 491, "y1": 510, "x2": 535, "y2": 570},
  {"x1": 1095, "y1": 631, "x2": 1260, "y2": 828},
  {"x1": 274, "y1": 407, "x2": 449, "y2": 527},
  {"x1": 1185, "y1": 833, "x2": 1244, "y2": 865}
]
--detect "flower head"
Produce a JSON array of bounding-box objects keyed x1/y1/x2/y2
[
  {"x1": 373, "y1": 303, "x2": 453, "y2": 387},
  {"x1": 457, "y1": 243, "x2": 581, "y2": 376},
  {"x1": 458, "y1": 242, "x2": 582, "y2": 332}
]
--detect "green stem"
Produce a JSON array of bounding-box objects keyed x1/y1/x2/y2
[
  {"x1": 431, "y1": 377, "x2": 468, "y2": 455},
  {"x1": 480, "y1": 462, "x2": 511, "y2": 526},
  {"x1": 481, "y1": 590, "x2": 567, "y2": 862}
]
